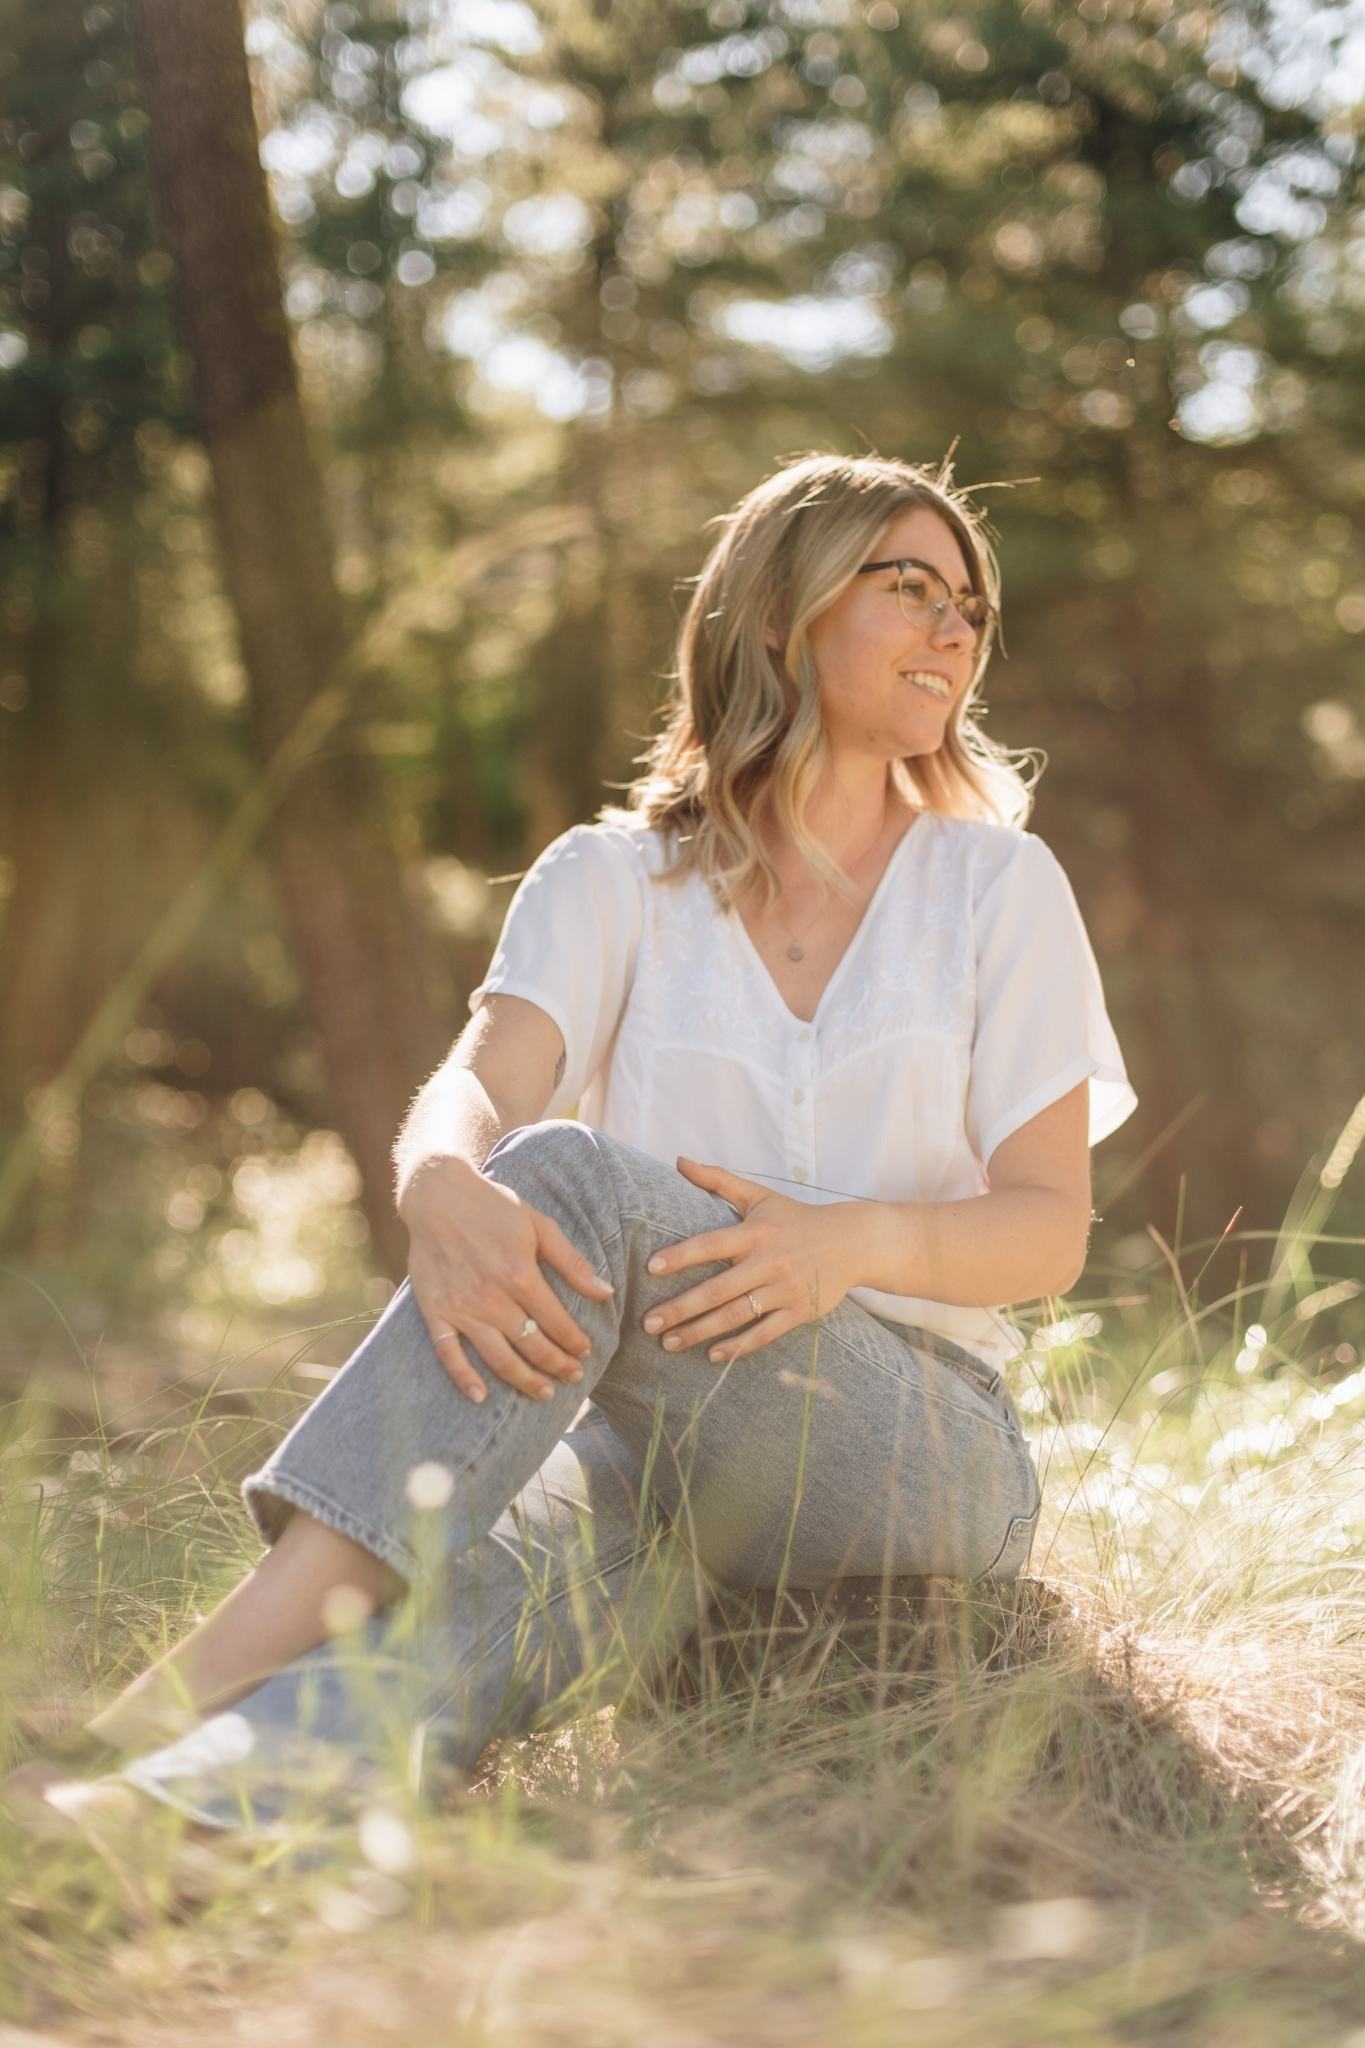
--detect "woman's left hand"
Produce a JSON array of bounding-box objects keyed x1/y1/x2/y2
[{"x1": 640, "y1": 1156, "x2": 863, "y2": 1363}]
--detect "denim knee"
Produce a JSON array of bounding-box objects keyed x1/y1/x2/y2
[{"x1": 482, "y1": 1118, "x2": 605, "y2": 1183}]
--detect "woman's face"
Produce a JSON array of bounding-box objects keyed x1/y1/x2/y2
[{"x1": 796, "y1": 508, "x2": 981, "y2": 766}]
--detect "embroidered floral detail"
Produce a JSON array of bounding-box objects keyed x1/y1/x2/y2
[{"x1": 617, "y1": 814, "x2": 979, "y2": 1070}]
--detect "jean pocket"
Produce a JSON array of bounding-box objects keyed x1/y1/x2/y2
[
  {"x1": 911, "y1": 1328, "x2": 1016, "y2": 1425},
  {"x1": 979, "y1": 1500, "x2": 1041, "y2": 1582}
]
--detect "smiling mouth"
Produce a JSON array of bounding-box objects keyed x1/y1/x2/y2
[{"x1": 899, "y1": 669, "x2": 953, "y2": 700}]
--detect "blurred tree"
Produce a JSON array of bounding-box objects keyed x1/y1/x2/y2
[
  {"x1": 131, "y1": 0, "x2": 451, "y2": 1277},
  {"x1": 0, "y1": 0, "x2": 192, "y2": 1183},
  {"x1": 252, "y1": 1, "x2": 512, "y2": 861}
]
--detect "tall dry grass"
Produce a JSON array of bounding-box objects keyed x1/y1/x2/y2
[{"x1": 2, "y1": 1136, "x2": 1364, "y2": 2046}]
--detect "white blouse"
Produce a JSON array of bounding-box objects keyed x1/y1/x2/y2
[{"x1": 468, "y1": 810, "x2": 1138, "y2": 1372}]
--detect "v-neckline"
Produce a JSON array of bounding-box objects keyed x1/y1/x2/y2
[{"x1": 723, "y1": 810, "x2": 932, "y2": 1029}]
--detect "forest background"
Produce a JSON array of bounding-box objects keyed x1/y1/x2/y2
[{"x1": 0, "y1": 0, "x2": 1363, "y2": 1458}]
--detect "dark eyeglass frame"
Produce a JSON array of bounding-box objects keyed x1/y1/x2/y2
[{"x1": 856, "y1": 557, "x2": 997, "y2": 638}]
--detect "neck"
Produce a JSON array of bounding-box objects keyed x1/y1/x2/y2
[{"x1": 766, "y1": 769, "x2": 906, "y2": 880}]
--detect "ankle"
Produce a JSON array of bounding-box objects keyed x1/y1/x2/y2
[{"x1": 86, "y1": 1689, "x2": 200, "y2": 1754}]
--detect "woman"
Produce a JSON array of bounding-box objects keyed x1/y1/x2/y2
[{"x1": 9, "y1": 448, "x2": 1136, "y2": 1839}]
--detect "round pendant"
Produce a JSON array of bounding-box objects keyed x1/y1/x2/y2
[{"x1": 786, "y1": 943, "x2": 804, "y2": 962}]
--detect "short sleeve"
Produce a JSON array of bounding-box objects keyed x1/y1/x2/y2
[
  {"x1": 467, "y1": 823, "x2": 644, "y2": 1118},
  {"x1": 964, "y1": 832, "x2": 1138, "y2": 1172}
]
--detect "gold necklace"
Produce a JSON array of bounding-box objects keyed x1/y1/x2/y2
[
  {"x1": 770, "y1": 816, "x2": 895, "y2": 963},
  {"x1": 775, "y1": 899, "x2": 826, "y2": 964}
]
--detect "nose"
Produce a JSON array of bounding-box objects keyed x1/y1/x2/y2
[{"x1": 928, "y1": 601, "x2": 976, "y2": 654}]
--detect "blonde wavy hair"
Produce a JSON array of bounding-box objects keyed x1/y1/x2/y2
[{"x1": 597, "y1": 447, "x2": 1043, "y2": 915}]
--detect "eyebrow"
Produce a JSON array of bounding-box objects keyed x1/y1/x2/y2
[{"x1": 861, "y1": 557, "x2": 977, "y2": 603}]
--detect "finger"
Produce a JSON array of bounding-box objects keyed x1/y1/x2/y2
[
  {"x1": 520, "y1": 1264, "x2": 600, "y2": 1368},
  {"x1": 462, "y1": 1321, "x2": 570, "y2": 1404},
  {"x1": 642, "y1": 1260, "x2": 756, "y2": 1338},
  {"x1": 677, "y1": 1158, "x2": 760, "y2": 1203},
  {"x1": 427, "y1": 1328, "x2": 491, "y2": 1404},
  {"x1": 537, "y1": 1213, "x2": 615, "y2": 1302},
  {"x1": 676, "y1": 1156, "x2": 732, "y2": 1185},
  {"x1": 646, "y1": 1226, "x2": 747, "y2": 1278},
  {"x1": 708, "y1": 1311, "x2": 801, "y2": 1365},
  {"x1": 414, "y1": 1285, "x2": 492, "y2": 1403},
  {"x1": 506, "y1": 1291, "x2": 591, "y2": 1384},
  {"x1": 653, "y1": 1293, "x2": 768, "y2": 1353}
]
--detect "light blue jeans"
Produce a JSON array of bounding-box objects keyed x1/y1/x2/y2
[{"x1": 121, "y1": 1122, "x2": 1041, "y2": 1832}]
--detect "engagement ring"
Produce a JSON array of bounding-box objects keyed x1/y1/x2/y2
[
  {"x1": 746, "y1": 1291, "x2": 762, "y2": 1318},
  {"x1": 520, "y1": 1316, "x2": 539, "y2": 1338}
]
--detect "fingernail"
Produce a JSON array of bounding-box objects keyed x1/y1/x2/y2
[
  {"x1": 467, "y1": 1385, "x2": 486, "y2": 1403},
  {"x1": 648, "y1": 1256, "x2": 665, "y2": 1274},
  {"x1": 643, "y1": 1314, "x2": 663, "y2": 1333},
  {"x1": 538, "y1": 1386, "x2": 556, "y2": 1402},
  {"x1": 566, "y1": 1370, "x2": 583, "y2": 1385}
]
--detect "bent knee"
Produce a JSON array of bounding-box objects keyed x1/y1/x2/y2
[{"x1": 481, "y1": 1118, "x2": 606, "y2": 1189}]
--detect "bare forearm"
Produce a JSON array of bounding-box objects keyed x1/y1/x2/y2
[
  {"x1": 845, "y1": 1187, "x2": 1086, "y2": 1307},
  {"x1": 392, "y1": 1063, "x2": 509, "y2": 1215}
]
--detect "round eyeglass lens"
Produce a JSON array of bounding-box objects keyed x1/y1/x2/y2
[{"x1": 897, "y1": 567, "x2": 993, "y2": 635}]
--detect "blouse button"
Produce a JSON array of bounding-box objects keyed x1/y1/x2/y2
[
  {"x1": 792, "y1": 1089, "x2": 804, "y2": 1104},
  {"x1": 797, "y1": 1027, "x2": 812, "y2": 1043},
  {"x1": 792, "y1": 1166, "x2": 807, "y2": 1183}
]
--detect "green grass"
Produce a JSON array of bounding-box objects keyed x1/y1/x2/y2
[{"x1": 3, "y1": 1191, "x2": 1365, "y2": 2045}]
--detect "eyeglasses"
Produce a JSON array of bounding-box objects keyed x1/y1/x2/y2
[{"x1": 855, "y1": 558, "x2": 997, "y2": 640}]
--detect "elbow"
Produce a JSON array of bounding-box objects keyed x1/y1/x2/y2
[
  {"x1": 1035, "y1": 1212, "x2": 1091, "y2": 1301},
  {"x1": 1047, "y1": 1232, "x2": 1091, "y2": 1298},
  {"x1": 1045, "y1": 1256, "x2": 1086, "y2": 1299},
  {"x1": 1007, "y1": 1190, "x2": 1090, "y2": 1300}
]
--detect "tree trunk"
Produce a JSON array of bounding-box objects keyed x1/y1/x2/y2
[
  {"x1": 0, "y1": 31, "x2": 138, "y2": 1248},
  {"x1": 130, "y1": 0, "x2": 451, "y2": 1279}
]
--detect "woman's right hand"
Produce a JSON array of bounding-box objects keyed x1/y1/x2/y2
[{"x1": 400, "y1": 1159, "x2": 616, "y2": 1403}]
